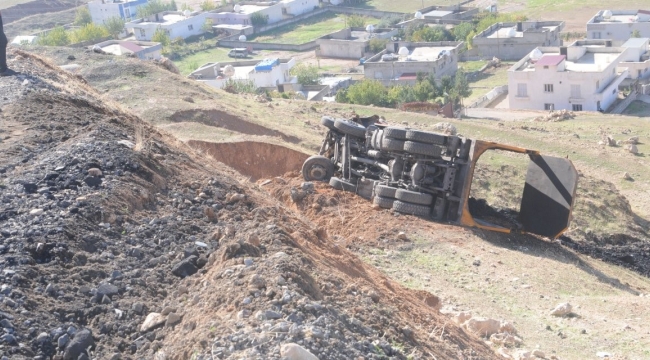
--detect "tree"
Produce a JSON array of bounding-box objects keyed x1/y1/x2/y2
[
  {"x1": 632, "y1": 29, "x2": 641, "y2": 38},
  {"x1": 346, "y1": 15, "x2": 366, "y2": 28},
  {"x1": 411, "y1": 26, "x2": 453, "y2": 42},
  {"x1": 450, "y1": 68, "x2": 471, "y2": 106},
  {"x1": 139, "y1": 0, "x2": 176, "y2": 17},
  {"x1": 103, "y1": 16, "x2": 126, "y2": 39},
  {"x1": 368, "y1": 38, "x2": 388, "y2": 53},
  {"x1": 412, "y1": 80, "x2": 435, "y2": 102},
  {"x1": 37, "y1": 26, "x2": 70, "y2": 46},
  {"x1": 152, "y1": 28, "x2": 171, "y2": 47},
  {"x1": 251, "y1": 12, "x2": 269, "y2": 27},
  {"x1": 291, "y1": 63, "x2": 319, "y2": 85},
  {"x1": 70, "y1": 23, "x2": 109, "y2": 43},
  {"x1": 344, "y1": 80, "x2": 392, "y2": 107},
  {"x1": 169, "y1": 0, "x2": 178, "y2": 10},
  {"x1": 74, "y1": 7, "x2": 92, "y2": 26},
  {"x1": 202, "y1": 18, "x2": 214, "y2": 33},
  {"x1": 452, "y1": 22, "x2": 474, "y2": 42},
  {"x1": 199, "y1": 0, "x2": 216, "y2": 11}
]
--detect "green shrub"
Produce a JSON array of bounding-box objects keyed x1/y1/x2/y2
[
  {"x1": 70, "y1": 23, "x2": 109, "y2": 43},
  {"x1": 74, "y1": 7, "x2": 92, "y2": 26},
  {"x1": 37, "y1": 26, "x2": 70, "y2": 46}
]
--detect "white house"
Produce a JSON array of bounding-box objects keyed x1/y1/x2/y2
[
  {"x1": 471, "y1": 21, "x2": 564, "y2": 61},
  {"x1": 92, "y1": 39, "x2": 163, "y2": 60},
  {"x1": 188, "y1": 58, "x2": 297, "y2": 90},
  {"x1": 508, "y1": 44, "x2": 630, "y2": 112},
  {"x1": 208, "y1": 3, "x2": 284, "y2": 27},
  {"x1": 281, "y1": 0, "x2": 319, "y2": 17},
  {"x1": 88, "y1": 0, "x2": 149, "y2": 24},
  {"x1": 126, "y1": 11, "x2": 210, "y2": 41},
  {"x1": 619, "y1": 37, "x2": 650, "y2": 80},
  {"x1": 587, "y1": 10, "x2": 650, "y2": 41}
]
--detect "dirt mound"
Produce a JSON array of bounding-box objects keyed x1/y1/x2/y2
[
  {"x1": 0, "y1": 50, "x2": 497, "y2": 359},
  {"x1": 171, "y1": 109, "x2": 301, "y2": 144},
  {"x1": 2, "y1": 0, "x2": 76, "y2": 24},
  {"x1": 188, "y1": 140, "x2": 309, "y2": 181}
]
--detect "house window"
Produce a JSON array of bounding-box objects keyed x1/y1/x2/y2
[
  {"x1": 188, "y1": 24, "x2": 194, "y2": 30},
  {"x1": 544, "y1": 103, "x2": 554, "y2": 111},
  {"x1": 544, "y1": 84, "x2": 553, "y2": 93},
  {"x1": 570, "y1": 84, "x2": 581, "y2": 98},
  {"x1": 593, "y1": 32, "x2": 601, "y2": 39},
  {"x1": 125, "y1": 8, "x2": 131, "y2": 18},
  {"x1": 517, "y1": 83, "x2": 527, "y2": 97},
  {"x1": 139, "y1": 29, "x2": 146, "y2": 37},
  {"x1": 572, "y1": 104, "x2": 583, "y2": 111},
  {"x1": 596, "y1": 80, "x2": 600, "y2": 90}
]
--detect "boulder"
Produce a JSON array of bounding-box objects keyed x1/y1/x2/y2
[
  {"x1": 550, "y1": 302, "x2": 573, "y2": 317},
  {"x1": 462, "y1": 317, "x2": 501, "y2": 337},
  {"x1": 280, "y1": 343, "x2": 319, "y2": 360},
  {"x1": 171, "y1": 256, "x2": 198, "y2": 278},
  {"x1": 140, "y1": 313, "x2": 166, "y2": 332},
  {"x1": 63, "y1": 329, "x2": 94, "y2": 360},
  {"x1": 627, "y1": 144, "x2": 639, "y2": 154}
]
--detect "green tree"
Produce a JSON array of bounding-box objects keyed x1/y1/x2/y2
[
  {"x1": 474, "y1": 12, "x2": 527, "y2": 36},
  {"x1": 169, "y1": 0, "x2": 178, "y2": 10},
  {"x1": 291, "y1": 63, "x2": 319, "y2": 85},
  {"x1": 412, "y1": 80, "x2": 435, "y2": 102},
  {"x1": 411, "y1": 26, "x2": 453, "y2": 42},
  {"x1": 632, "y1": 29, "x2": 641, "y2": 38},
  {"x1": 452, "y1": 22, "x2": 474, "y2": 42},
  {"x1": 37, "y1": 26, "x2": 70, "y2": 46},
  {"x1": 251, "y1": 12, "x2": 269, "y2": 26},
  {"x1": 103, "y1": 16, "x2": 125, "y2": 39},
  {"x1": 199, "y1": 0, "x2": 216, "y2": 11},
  {"x1": 74, "y1": 7, "x2": 92, "y2": 26},
  {"x1": 202, "y1": 18, "x2": 214, "y2": 33},
  {"x1": 345, "y1": 80, "x2": 392, "y2": 107},
  {"x1": 450, "y1": 68, "x2": 471, "y2": 106},
  {"x1": 368, "y1": 38, "x2": 388, "y2": 53},
  {"x1": 346, "y1": 15, "x2": 366, "y2": 28},
  {"x1": 70, "y1": 23, "x2": 110, "y2": 43},
  {"x1": 152, "y1": 28, "x2": 171, "y2": 47},
  {"x1": 377, "y1": 14, "x2": 404, "y2": 28},
  {"x1": 139, "y1": 0, "x2": 176, "y2": 17}
]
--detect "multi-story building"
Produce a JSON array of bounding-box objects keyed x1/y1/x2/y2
[
  {"x1": 316, "y1": 28, "x2": 398, "y2": 60},
  {"x1": 508, "y1": 43, "x2": 631, "y2": 112},
  {"x1": 471, "y1": 21, "x2": 564, "y2": 61},
  {"x1": 88, "y1": 0, "x2": 149, "y2": 24},
  {"x1": 126, "y1": 11, "x2": 210, "y2": 41},
  {"x1": 587, "y1": 10, "x2": 650, "y2": 41}
]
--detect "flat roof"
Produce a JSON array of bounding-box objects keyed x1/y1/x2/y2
[
  {"x1": 623, "y1": 37, "x2": 649, "y2": 48},
  {"x1": 536, "y1": 54, "x2": 565, "y2": 66},
  {"x1": 238, "y1": 5, "x2": 271, "y2": 14},
  {"x1": 424, "y1": 10, "x2": 453, "y2": 17}
]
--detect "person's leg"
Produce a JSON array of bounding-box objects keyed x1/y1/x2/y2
[{"x1": 0, "y1": 33, "x2": 7, "y2": 71}]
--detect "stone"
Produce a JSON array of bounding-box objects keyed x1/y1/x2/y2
[
  {"x1": 301, "y1": 182, "x2": 314, "y2": 192},
  {"x1": 397, "y1": 232, "x2": 407, "y2": 240},
  {"x1": 452, "y1": 311, "x2": 472, "y2": 325},
  {"x1": 30, "y1": 209, "x2": 44, "y2": 216},
  {"x1": 264, "y1": 310, "x2": 283, "y2": 320},
  {"x1": 490, "y1": 333, "x2": 521, "y2": 347},
  {"x1": 248, "y1": 274, "x2": 266, "y2": 289},
  {"x1": 63, "y1": 329, "x2": 94, "y2": 360},
  {"x1": 532, "y1": 350, "x2": 545, "y2": 358},
  {"x1": 165, "y1": 313, "x2": 182, "y2": 327},
  {"x1": 117, "y1": 140, "x2": 135, "y2": 149},
  {"x1": 280, "y1": 343, "x2": 318, "y2": 360},
  {"x1": 0, "y1": 319, "x2": 13, "y2": 329},
  {"x1": 131, "y1": 302, "x2": 144, "y2": 315},
  {"x1": 624, "y1": 136, "x2": 639, "y2": 144},
  {"x1": 514, "y1": 350, "x2": 533, "y2": 360},
  {"x1": 87, "y1": 168, "x2": 102, "y2": 177},
  {"x1": 623, "y1": 172, "x2": 633, "y2": 180},
  {"x1": 140, "y1": 313, "x2": 166, "y2": 332},
  {"x1": 58, "y1": 333, "x2": 69, "y2": 348},
  {"x1": 0, "y1": 334, "x2": 17, "y2": 345},
  {"x1": 462, "y1": 317, "x2": 501, "y2": 337},
  {"x1": 161, "y1": 306, "x2": 177, "y2": 316},
  {"x1": 96, "y1": 283, "x2": 119, "y2": 297},
  {"x1": 627, "y1": 144, "x2": 639, "y2": 154},
  {"x1": 83, "y1": 176, "x2": 102, "y2": 187},
  {"x1": 500, "y1": 321, "x2": 516, "y2": 334},
  {"x1": 171, "y1": 256, "x2": 198, "y2": 278},
  {"x1": 433, "y1": 122, "x2": 457, "y2": 135},
  {"x1": 550, "y1": 302, "x2": 573, "y2": 317},
  {"x1": 244, "y1": 258, "x2": 254, "y2": 267}
]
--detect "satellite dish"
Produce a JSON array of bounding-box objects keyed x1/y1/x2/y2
[
  {"x1": 398, "y1": 47, "x2": 409, "y2": 56},
  {"x1": 234, "y1": 4, "x2": 241, "y2": 12},
  {"x1": 414, "y1": 11, "x2": 424, "y2": 19},
  {"x1": 183, "y1": 10, "x2": 191, "y2": 17},
  {"x1": 365, "y1": 24, "x2": 375, "y2": 33},
  {"x1": 239, "y1": 35, "x2": 247, "y2": 41},
  {"x1": 530, "y1": 48, "x2": 543, "y2": 61},
  {"x1": 603, "y1": 10, "x2": 612, "y2": 19},
  {"x1": 223, "y1": 65, "x2": 235, "y2": 77}
]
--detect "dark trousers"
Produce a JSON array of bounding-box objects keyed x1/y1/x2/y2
[{"x1": 0, "y1": 32, "x2": 7, "y2": 70}]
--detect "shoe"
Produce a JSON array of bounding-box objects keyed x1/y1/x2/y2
[{"x1": 0, "y1": 68, "x2": 13, "y2": 76}]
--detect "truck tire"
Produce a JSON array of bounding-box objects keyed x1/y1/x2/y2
[
  {"x1": 395, "y1": 189, "x2": 433, "y2": 205},
  {"x1": 373, "y1": 196, "x2": 394, "y2": 209},
  {"x1": 405, "y1": 130, "x2": 447, "y2": 145},
  {"x1": 334, "y1": 119, "x2": 366, "y2": 138},
  {"x1": 404, "y1": 141, "x2": 443, "y2": 157},
  {"x1": 392, "y1": 200, "x2": 431, "y2": 217},
  {"x1": 329, "y1": 177, "x2": 357, "y2": 193},
  {"x1": 320, "y1": 116, "x2": 336, "y2": 130},
  {"x1": 384, "y1": 127, "x2": 407, "y2": 140},
  {"x1": 374, "y1": 184, "x2": 397, "y2": 198},
  {"x1": 302, "y1": 155, "x2": 334, "y2": 182},
  {"x1": 381, "y1": 137, "x2": 405, "y2": 152}
]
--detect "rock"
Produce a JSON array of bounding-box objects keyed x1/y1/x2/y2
[
  {"x1": 63, "y1": 329, "x2": 94, "y2": 360},
  {"x1": 452, "y1": 311, "x2": 472, "y2": 324},
  {"x1": 462, "y1": 317, "x2": 501, "y2": 337},
  {"x1": 623, "y1": 172, "x2": 633, "y2": 181},
  {"x1": 83, "y1": 176, "x2": 102, "y2": 187},
  {"x1": 473, "y1": 258, "x2": 481, "y2": 266},
  {"x1": 626, "y1": 144, "x2": 638, "y2": 154},
  {"x1": 596, "y1": 352, "x2": 611, "y2": 358},
  {"x1": 624, "y1": 136, "x2": 639, "y2": 144},
  {"x1": 248, "y1": 274, "x2": 266, "y2": 289},
  {"x1": 244, "y1": 258, "x2": 254, "y2": 267},
  {"x1": 165, "y1": 313, "x2": 182, "y2": 327},
  {"x1": 58, "y1": 333, "x2": 69, "y2": 348},
  {"x1": 0, "y1": 333, "x2": 17, "y2": 345},
  {"x1": 131, "y1": 302, "x2": 144, "y2": 315},
  {"x1": 161, "y1": 306, "x2": 177, "y2": 316},
  {"x1": 433, "y1": 122, "x2": 457, "y2": 135},
  {"x1": 500, "y1": 321, "x2": 516, "y2": 334},
  {"x1": 171, "y1": 256, "x2": 198, "y2": 278},
  {"x1": 280, "y1": 343, "x2": 318, "y2": 360},
  {"x1": 490, "y1": 333, "x2": 521, "y2": 347},
  {"x1": 0, "y1": 319, "x2": 12, "y2": 329},
  {"x1": 301, "y1": 182, "x2": 314, "y2": 192},
  {"x1": 397, "y1": 232, "x2": 407, "y2": 240},
  {"x1": 23, "y1": 183, "x2": 38, "y2": 193},
  {"x1": 87, "y1": 168, "x2": 102, "y2": 177},
  {"x1": 96, "y1": 283, "x2": 119, "y2": 297},
  {"x1": 514, "y1": 350, "x2": 533, "y2": 360},
  {"x1": 140, "y1": 313, "x2": 166, "y2": 332},
  {"x1": 117, "y1": 140, "x2": 135, "y2": 149},
  {"x1": 264, "y1": 310, "x2": 283, "y2": 320},
  {"x1": 606, "y1": 136, "x2": 617, "y2": 147},
  {"x1": 532, "y1": 350, "x2": 545, "y2": 358},
  {"x1": 550, "y1": 302, "x2": 572, "y2": 316},
  {"x1": 36, "y1": 332, "x2": 50, "y2": 344},
  {"x1": 30, "y1": 209, "x2": 44, "y2": 216}
]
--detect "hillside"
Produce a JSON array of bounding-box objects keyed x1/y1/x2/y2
[{"x1": 0, "y1": 51, "x2": 498, "y2": 359}]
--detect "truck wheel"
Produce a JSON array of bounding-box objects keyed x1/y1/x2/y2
[
  {"x1": 392, "y1": 200, "x2": 431, "y2": 217},
  {"x1": 374, "y1": 184, "x2": 397, "y2": 198},
  {"x1": 373, "y1": 196, "x2": 394, "y2": 209},
  {"x1": 381, "y1": 137, "x2": 405, "y2": 152},
  {"x1": 302, "y1": 155, "x2": 334, "y2": 182},
  {"x1": 329, "y1": 177, "x2": 357, "y2": 192},
  {"x1": 395, "y1": 189, "x2": 433, "y2": 205},
  {"x1": 334, "y1": 119, "x2": 367, "y2": 138},
  {"x1": 384, "y1": 127, "x2": 407, "y2": 140},
  {"x1": 405, "y1": 130, "x2": 447, "y2": 145},
  {"x1": 404, "y1": 141, "x2": 443, "y2": 157},
  {"x1": 320, "y1": 116, "x2": 336, "y2": 130}
]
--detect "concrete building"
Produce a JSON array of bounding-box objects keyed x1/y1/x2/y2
[
  {"x1": 363, "y1": 42, "x2": 463, "y2": 85},
  {"x1": 508, "y1": 43, "x2": 631, "y2": 112},
  {"x1": 126, "y1": 11, "x2": 210, "y2": 41},
  {"x1": 281, "y1": 0, "x2": 319, "y2": 16},
  {"x1": 619, "y1": 37, "x2": 650, "y2": 81},
  {"x1": 188, "y1": 58, "x2": 297, "y2": 90},
  {"x1": 587, "y1": 10, "x2": 650, "y2": 41},
  {"x1": 92, "y1": 39, "x2": 162, "y2": 59},
  {"x1": 209, "y1": 0, "x2": 317, "y2": 28},
  {"x1": 88, "y1": 0, "x2": 148, "y2": 24},
  {"x1": 316, "y1": 28, "x2": 398, "y2": 60},
  {"x1": 471, "y1": 21, "x2": 564, "y2": 61}
]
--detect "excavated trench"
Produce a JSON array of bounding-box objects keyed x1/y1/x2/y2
[{"x1": 188, "y1": 140, "x2": 309, "y2": 181}]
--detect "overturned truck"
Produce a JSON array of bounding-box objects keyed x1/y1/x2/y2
[{"x1": 302, "y1": 116, "x2": 579, "y2": 239}]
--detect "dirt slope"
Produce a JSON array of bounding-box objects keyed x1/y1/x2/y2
[{"x1": 0, "y1": 51, "x2": 497, "y2": 359}]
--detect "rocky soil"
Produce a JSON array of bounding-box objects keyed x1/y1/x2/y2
[{"x1": 0, "y1": 51, "x2": 499, "y2": 359}]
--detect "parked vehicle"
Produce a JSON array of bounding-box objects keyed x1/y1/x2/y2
[
  {"x1": 302, "y1": 116, "x2": 579, "y2": 239},
  {"x1": 227, "y1": 48, "x2": 249, "y2": 58}
]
